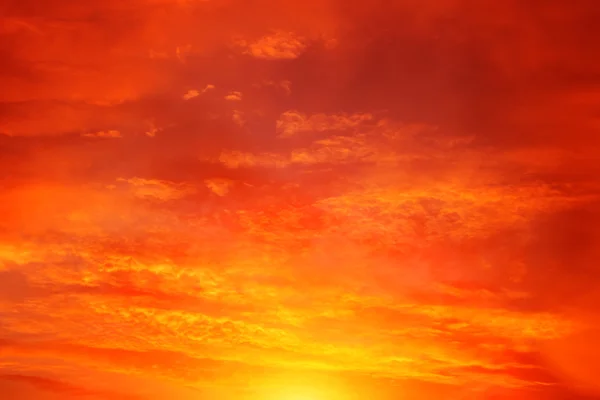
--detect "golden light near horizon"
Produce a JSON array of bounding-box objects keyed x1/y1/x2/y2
[
  {"x1": 272, "y1": 389, "x2": 323, "y2": 400},
  {"x1": 267, "y1": 387, "x2": 352, "y2": 400},
  {"x1": 254, "y1": 373, "x2": 352, "y2": 400}
]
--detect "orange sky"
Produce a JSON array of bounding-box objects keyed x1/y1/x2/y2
[{"x1": 1, "y1": 0, "x2": 600, "y2": 399}]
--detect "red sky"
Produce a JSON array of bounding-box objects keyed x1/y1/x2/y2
[{"x1": 1, "y1": 0, "x2": 599, "y2": 399}]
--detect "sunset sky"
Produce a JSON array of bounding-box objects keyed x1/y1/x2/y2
[{"x1": 1, "y1": 0, "x2": 600, "y2": 399}]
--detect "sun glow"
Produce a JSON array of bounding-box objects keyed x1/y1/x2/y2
[
  {"x1": 279, "y1": 391, "x2": 321, "y2": 400},
  {"x1": 268, "y1": 387, "x2": 334, "y2": 400},
  {"x1": 256, "y1": 373, "x2": 350, "y2": 400}
]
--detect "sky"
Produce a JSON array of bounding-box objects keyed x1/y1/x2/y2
[{"x1": 0, "y1": 0, "x2": 599, "y2": 399}]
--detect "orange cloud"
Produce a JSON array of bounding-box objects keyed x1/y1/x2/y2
[
  {"x1": 182, "y1": 89, "x2": 200, "y2": 100},
  {"x1": 225, "y1": 91, "x2": 243, "y2": 101},
  {"x1": 116, "y1": 177, "x2": 195, "y2": 201},
  {"x1": 205, "y1": 178, "x2": 234, "y2": 196},
  {"x1": 0, "y1": 0, "x2": 598, "y2": 399},
  {"x1": 276, "y1": 111, "x2": 374, "y2": 137},
  {"x1": 235, "y1": 31, "x2": 308, "y2": 60},
  {"x1": 82, "y1": 130, "x2": 122, "y2": 139}
]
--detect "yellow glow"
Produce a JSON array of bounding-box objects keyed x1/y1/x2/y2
[
  {"x1": 268, "y1": 388, "x2": 329, "y2": 400},
  {"x1": 256, "y1": 373, "x2": 349, "y2": 400},
  {"x1": 278, "y1": 392, "x2": 320, "y2": 400}
]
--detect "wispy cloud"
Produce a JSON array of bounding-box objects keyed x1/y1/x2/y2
[{"x1": 235, "y1": 31, "x2": 308, "y2": 60}]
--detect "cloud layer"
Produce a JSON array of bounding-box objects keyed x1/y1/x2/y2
[{"x1": 1, "y1": 0, "x2": 599, "y2": 399}]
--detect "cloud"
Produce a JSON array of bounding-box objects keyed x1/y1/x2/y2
[
  {"x1": 183, "y1": 84, "x2": 215, "y2": 100},
  {"x1": 235, "y1": 31, "x2": 308, "y2": 60},
  {"x1": 220, "y1": 117, "x2": 441, "y2": 168},
  {"x1": 254, "y1": 80, "x2": 292, "y2": 95},
  {"x1": 0, "y1": 102, "x2": 138, "y2": 137},
  {"x1": 218, "y1": 150, "x2": 290, "y2": 169},
  {"x1": 0, "y1": 0, "x2": 599, "y2": 399},
  {"x1": 116, "y1": 177, "x2": 195, "y2": 201},
  {"x1": 205, "y1": 178, "x2": 233, "y2": 196},
  {"x1": 182, "y1": 89, "x2": 200, "y2": 100},
  {"x1": 224, "y1": 91, "x2": 242, "y2": 101},
  {"x1": 82, "y1": 130, "x2": 122, "y2": 139},
  {"x1": 276, "y1": 111, "x2": 374, "y2": 138}
]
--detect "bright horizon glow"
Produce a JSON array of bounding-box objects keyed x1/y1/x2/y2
[{"x1": 275, "y1": 390, "x2": 322, "y2": 400}]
